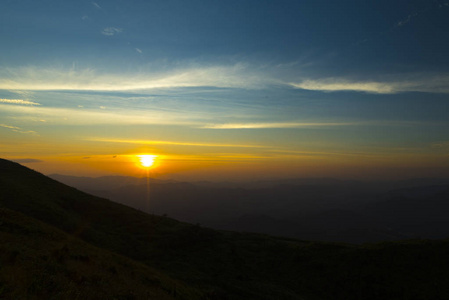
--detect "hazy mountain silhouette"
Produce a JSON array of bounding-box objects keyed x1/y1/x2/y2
[
  {"x1": 51, "y1": 173, "x2": 449, "y2": 243},
  {"x1": 3, "y1": 158, "x2": 449, "y2": 299}
]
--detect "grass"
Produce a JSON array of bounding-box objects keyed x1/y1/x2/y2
[{"x1": 0, "y1": 207, "x2": 204, "y2": 300}]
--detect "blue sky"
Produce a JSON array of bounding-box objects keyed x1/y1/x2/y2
[{"x1": 1, "y1": 0, "x2": 449, "y2": 179}]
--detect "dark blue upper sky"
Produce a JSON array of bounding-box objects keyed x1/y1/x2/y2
[{"x1": 2, "y1": 0, "x2": 449, "y2": 72}]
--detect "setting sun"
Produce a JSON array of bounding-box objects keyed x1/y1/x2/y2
[{"x1": 138, "y1": 155, "x2": 156, "y2": 168}]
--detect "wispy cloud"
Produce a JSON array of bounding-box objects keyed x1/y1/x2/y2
[
  {"x1": 265, "y1": 148, "x2": 386, "y2": 159},
  {"x1": 0, "y1": 104, "x2": 202, "y2": 126},
  {"x1": 135, "y1": 48, "x2": 142, "y2": 54},
  {"x1": 0, "y1": 123, "x2": 38, "y2": 135},
  {"x1": 291, "y1": 80, "x2": 395, "y2": 93},
  {"x1": 101, "y1": 27, "x2": 123, "y2": 36},
  {"x1": 85, "y1": 137, "x2": 267, "y2": 149},
  {"x1": 396, "y1": 12, "x2": 419, "y2": 27},
  {"x1": 3, "y1": 65, "x2": 449, "y2": 94},
  {"x1": 92, "y1": 2, "x2": 101, "y2": 9},
  {"x1": 201, "y1": 120, "x2": 429, "y2": 129},
  {"x1": 0, "y1": 124, "x2": 20, "y2": 130},
  {"x1": 0, "y1": 64, "x2": 271, "y2": 91},
  {"x1": 395, "y1": 1, "x2": 449, "y2": 28},
  {"x1": 290, "y1": 75, "x2": 449, "y2": 94},
  {"x1": 201, "y1": 122, "x2": 359, "y2": 129},
  {"x1": 0, "y1": 98, "x2": 40, "y2": 105}
]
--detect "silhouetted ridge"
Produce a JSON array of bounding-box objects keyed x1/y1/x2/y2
[{"x1": 0, "y1": 158, "x2": 183, "y2": 260}]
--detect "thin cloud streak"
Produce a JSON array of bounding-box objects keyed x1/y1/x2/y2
[
  {"x1": 0, "y1": 98, "x2": 40, "y2": 105},
  {"x1": 201, "y1": 120, "x2": 430, "y2": 129},
  {"x1": 85, "y1": 138, "x2": 268, "y2": 149},
  {"x1": 397, "y1": 13, "x2": 418, "y2": 27},
  {"x1": 266, "y1": 148, "x2": 399, "y2": 159},
  {"x1": 92, "y1": 2, "x2": 101, "y2": 9},
  {"x1": 1, "y1": 103, "x2": 432, "y2": 128},
  {"x1": 2, "y1": 65, "x2": 449, "y2": 94},
  {"x1": 0, "y1": 124, "x2": 20, "y2": 130},
  {"x1": 0, "y1": 65, "x2": 271, "y2": 91},
  {"x1": 291, "y1": 80, "x2": 396, "y2": 94},
  {"x1": 201, "y1": 122, "x2": 360, "y2": 129},
  {"x1": 0, "y1": 123, "x2": 38, "y2": 135},
  {"x1": 290, "y1": 75, "x2": 449, "y2": 94},
  {"x1": 0, "y1": 104, "x2": 200, "y2": 126}
]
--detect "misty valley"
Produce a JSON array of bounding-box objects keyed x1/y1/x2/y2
[{"x1": 51, "y1": 174, "x2": 449, "y2": 244}]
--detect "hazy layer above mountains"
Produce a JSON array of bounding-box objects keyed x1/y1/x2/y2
[{"x1": 50, "y1": 174, "x2": 449, "y2": 244}]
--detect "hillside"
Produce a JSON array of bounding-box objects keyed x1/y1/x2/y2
[
  {"x1": 2, "y1": 158, "x2": 449, "y2": 299},
  {"x1": 0, "y1": 207, "x2": 201, "y2": 300}
]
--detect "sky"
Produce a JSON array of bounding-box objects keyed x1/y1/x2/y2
[{"x1": 1, "y1": 0, "x2": 449, "y2": 180}]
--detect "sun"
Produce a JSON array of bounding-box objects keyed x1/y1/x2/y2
[{"x1": 138, "y1": 155, "x2": 156, "y2": 168}]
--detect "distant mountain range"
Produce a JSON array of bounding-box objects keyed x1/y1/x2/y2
[
  {"x1": 2, "y1": 158, "x2": 449, "y2": 299},
  {"x1": 50, "y1": 173, "x2": 449, "y2": 243}
]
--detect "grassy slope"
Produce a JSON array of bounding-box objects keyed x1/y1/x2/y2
[
  {"x1": 0, "y1": 207, "x2": 202, "y2": 300},
  {"x1": 2, "y1": 158, "x2": 449, "y2": 299}
]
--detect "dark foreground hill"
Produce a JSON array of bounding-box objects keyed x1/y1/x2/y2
[
  {"x1": 2, "y1": 158, "x2": 449, "y2": 299},
  {"x1": 0, "y1": 207, "x2": 200, "y2": 299}
]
